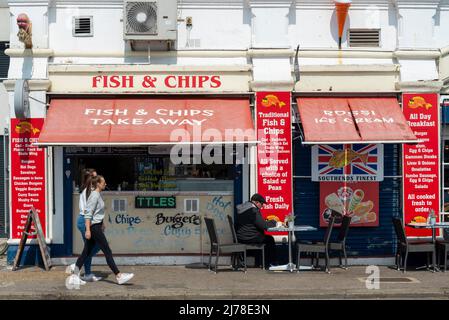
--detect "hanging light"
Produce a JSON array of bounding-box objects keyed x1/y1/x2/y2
[{"x1": 334, "y1": 0, "x2": 352, "y2": 49}]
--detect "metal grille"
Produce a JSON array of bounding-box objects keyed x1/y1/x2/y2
[
  {"x1": 0, "y1": 42, "x2": 10, "y2": 80},
  {"x1": 112, "y1": 199, "x2": 127, "y2": 213},
  {"x1": 73, "y1": 17, "x2": 93, "y2": 37},
  {"x1": 348, "y1": 29, "x2": 380, "y2": 47}
]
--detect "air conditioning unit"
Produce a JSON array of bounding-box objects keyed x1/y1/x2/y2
[{"x1": 124, "y1": 0, "x2": 177, "y2": 41}]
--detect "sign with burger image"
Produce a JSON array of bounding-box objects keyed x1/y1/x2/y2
[{"x1": 320, "y1": 182, "x2": 379, "y2": 227}]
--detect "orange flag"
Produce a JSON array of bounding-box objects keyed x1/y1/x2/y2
[{"x1": 334, "y1": 0, "x2": 351, "y2": 49}]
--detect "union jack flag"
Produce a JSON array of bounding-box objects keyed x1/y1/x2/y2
[{"x1": 311, "y1": 144, "x2": 384, "y2": 181}]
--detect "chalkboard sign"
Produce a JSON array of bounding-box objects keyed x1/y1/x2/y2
[{"x1": 12, "y1": 208, "x2": 52, "y2": 271}]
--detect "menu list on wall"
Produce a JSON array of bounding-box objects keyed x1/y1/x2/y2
[
  {"x1": 402, "y1": 93, "x2": 439, "y2": 237},
  {"x1": 11, "y1": 118, "x2": 46, "y2": 239},
  {"x1": 256, "y1": 92, "x2": 293, "y2": 233}
]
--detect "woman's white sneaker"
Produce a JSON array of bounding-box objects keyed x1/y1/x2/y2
[{"x1": 116, "y1": 273, "x2": 134, "y2": 285}]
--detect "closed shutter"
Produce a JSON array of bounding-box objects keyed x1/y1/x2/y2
[
  {"x1": 0, "y1": 42, "x2": 10, "y2": 79},
  {"x1": 0, "y1": 136, "x2": 5, "y2": 237},
  {"x1": 293, "y1": 143, "x2": 400, "y2": 256}
]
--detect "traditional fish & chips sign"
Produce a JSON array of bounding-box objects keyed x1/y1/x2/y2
[{"x1": 311, "y1": 144, "x2": 384, "y2": 182}]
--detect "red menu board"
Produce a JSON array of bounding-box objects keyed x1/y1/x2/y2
[
  {"x1": 10, "y1": 118, "x2": 46, "y2": 239},
  {"x1": 319, "y1": 181, "x2": 379, "y2": 227},
  {"x1": 402, "y1": 93, "x2": 439, "y2": 237},
  {"x1": 256, "y1": 92, "x2": 293, "y2": 230}
]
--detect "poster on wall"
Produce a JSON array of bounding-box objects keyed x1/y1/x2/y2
[
  {"x1": 402, "y1": 93, "x2": 439, "y2": 237},
  {"x1": 256, "y1": 92, "x2": 293, "y2": 231},
  {"x1": 10, "y1": 118, "x2": 46, "y2": 239},
  {"x1": 319, "y1": 182, "x2": 379, "y2": 227},
  {"x1": 312, "y1": 144, "x2": 384, "y2": 182}
]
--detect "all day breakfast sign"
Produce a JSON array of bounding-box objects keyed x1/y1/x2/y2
[
  {"x1": 256, "y1": 92, "x2": 293, "y2": 229},
  {"x1": 402, "y1": 93, "x2": 439, "y2": 237}
]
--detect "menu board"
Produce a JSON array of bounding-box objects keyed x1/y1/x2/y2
[
  {"x1": 256, "y1": 92, "x2": 293, "y2": 230},
  {"x1": 402, "y1": 93, "x2": 439, "y2": 237},
  {"x1": 10, "y1": 118, "x2": 46, "y2": 239},
  {"x1": 134, "y1": 156, "x2": 177, "y2": 190}
]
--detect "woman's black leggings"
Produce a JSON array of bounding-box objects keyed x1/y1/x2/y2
[{"x1": 75, "y1": 223, "x2": 120, "y2": 275}]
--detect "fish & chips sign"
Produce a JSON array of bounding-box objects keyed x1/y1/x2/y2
[{"x1": 312, "y1": 144, "x2": 384, "y2": 182}]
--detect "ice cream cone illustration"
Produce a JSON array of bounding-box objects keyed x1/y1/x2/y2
[
  {"x1": 334, "y1": 0, "x2": 351, "y2": 49},
  {"x1": 348, "y1": 189, "x2": 364, "y2": 213}
]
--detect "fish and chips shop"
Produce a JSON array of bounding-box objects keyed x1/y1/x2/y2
[{"x1": 8, "y1": 68, "x2": 265, "y2": 264}]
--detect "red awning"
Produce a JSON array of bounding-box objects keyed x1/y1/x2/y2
[
  {"x1": 296, "y1": 98, "x2": 362, "y2": 143},
  {"x1": 296, "y1": 97, "x2": 419, "y2": 144},
  {"x1": 37, "y1": 99, "x2": 257, "y2": 146},
  {"x1": 347, "y1": 98, "x2": 417, "y2": 142}
]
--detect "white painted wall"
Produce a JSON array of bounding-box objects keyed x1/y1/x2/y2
[
  {"x1": 0, "y1": 84, "x2": 9, "y2": 132},
  {"x1": 0, "y1": 7, "x2": 10, "y2": 41}
]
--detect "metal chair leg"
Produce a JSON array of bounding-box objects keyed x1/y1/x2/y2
[
  {"x1": 243, "y1": 251, "x2": 247, "y2": 273},
  {"x1": 208, "y1": 249, "x2": 213, "y2": 272},
  {"x1": 296, "y1": 247, "x2": 301, "y2": 271},
  {"x1": 261, "y1": 248, "x2": 265, "y2": 269},
  {"x1": 215, "y1": 250, "x2": 219, "y2": 274},
  {"x1": 325, "y1": 249, "x2": 330, "y2": 273},
  {"x1": 343, "y1": 246, "x2": 348, "y2": 270},
  {"x1": 444, "y1": 245, "x2": 447, "y2": 272}
]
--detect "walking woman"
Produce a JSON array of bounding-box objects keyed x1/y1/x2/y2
[
  {"x1": 72, "y1": 175, "x2": 134, "y2": 285},
  {"x1": 67, "y1": 168, "x2": 102, "y2": 282}
]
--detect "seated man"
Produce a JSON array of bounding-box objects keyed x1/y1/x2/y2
[{"x1": 235, "y1": 193, "x2": 278, "y2": 268}]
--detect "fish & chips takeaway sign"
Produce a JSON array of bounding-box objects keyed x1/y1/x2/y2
[{"x1": 312, "y1": 144, "x2": 384, "y2": 182}]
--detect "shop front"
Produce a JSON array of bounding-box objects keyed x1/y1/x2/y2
[
  {"x1": 292, "y1": 95, "x2": 420, "y2": 257},
  {"x1": 8, "y1": 65, "x2": 259, "y2": 264}
]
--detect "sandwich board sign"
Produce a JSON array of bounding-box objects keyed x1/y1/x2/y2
[{"x1": 12, "y1": 208, "x2": 51, "y2": 271}]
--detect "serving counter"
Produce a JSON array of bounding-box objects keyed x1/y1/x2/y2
[{"x1": 72, "y1": 191, "x2": 234, "y2": 254}]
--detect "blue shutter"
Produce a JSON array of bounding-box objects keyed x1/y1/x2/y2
[{"x1": 293, "y1": 143, "x2": 400, "y2": 256}]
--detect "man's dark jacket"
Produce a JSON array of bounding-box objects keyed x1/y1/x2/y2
[{"x1": 235, "y1": 201, "x2": 276, "y2": 243}]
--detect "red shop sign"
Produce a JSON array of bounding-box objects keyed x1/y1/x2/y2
[
  {"x1": 256, "y1": 92, "x2": 293, "y2": 233},
  {"x1": 402, "y1": 93, "x2": 439, "y2": 237},
  {"x1": 10, "y1": 118, "x2": 46, "y2": 239}
]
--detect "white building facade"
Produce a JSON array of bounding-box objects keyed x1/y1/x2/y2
[{"x1": 3, "y1": 0, "x2": 449, "y2": 265}]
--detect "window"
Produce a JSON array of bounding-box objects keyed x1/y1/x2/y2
[
  {"x1": 67, "y1": 146, "x2": 235, "y2": 192},
  {"x1": 73, "y1": 16, "x2": 93, "y2": 37},
  {"x1": 112, "y1": 199, "x2": 127, "y2": 213},
  {"x1": 348, "y1": 29, "x2": 380, "y2": 47},
  {"x1": 184, "y1": 199, "x2": 199, "y2": 213}
]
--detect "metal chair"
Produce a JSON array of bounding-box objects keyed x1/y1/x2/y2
[
  {"x1": 227, "y1": 215, "x2": 265, "y2": 269},
  {"x1": 204, "y1": 216, "x2": 247, "y2": 273},
  {"x1": 296, "y1": 215, "x2": 336, "y2": 273},
  {"x1": 329, "y1": 215, "x2": 352, "y2": 269},
  {"x1": 436, "y1": 228, "x2": 449, "y2": 272},
  {"x1": 392, "y1": 217, "x2": 436, "y2": 273}
]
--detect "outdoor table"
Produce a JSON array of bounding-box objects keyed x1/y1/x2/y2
[
  {"x1": 406, "y1": 221, "x2": 449, "y2": 271},
  {"x1": 267, "y1": 225, "x2": 317, "y2": 272}
]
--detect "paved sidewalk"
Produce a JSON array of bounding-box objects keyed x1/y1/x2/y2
[{"x1": 1, "y1": 255, "x2": 449, "y2": 299}]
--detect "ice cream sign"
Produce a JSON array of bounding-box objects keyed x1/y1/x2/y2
[{"x1": 312, "y1": 144, "x2": 384, "y2": 182}]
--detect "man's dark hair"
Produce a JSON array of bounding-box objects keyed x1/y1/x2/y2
[{"x1": 251, "y1": 193, "x2": 266, "y2": 204}]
